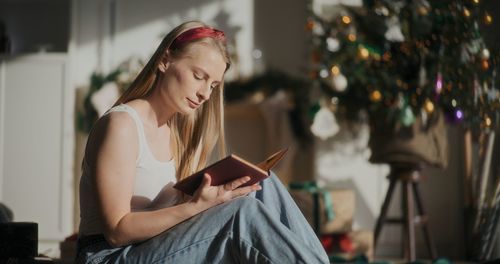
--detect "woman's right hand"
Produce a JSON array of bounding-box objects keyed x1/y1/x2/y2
[{"x1": 190, "y1": 173, "x2": 261, "y2": 210}]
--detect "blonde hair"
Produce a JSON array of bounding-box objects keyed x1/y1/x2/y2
[{"x1": 114, "y1": 21, "x2": 230, "y2": 181}]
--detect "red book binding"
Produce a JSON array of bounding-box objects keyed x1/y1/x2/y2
[{"x1": 173, "y1": 148, "x2": 288, "y2": 196}]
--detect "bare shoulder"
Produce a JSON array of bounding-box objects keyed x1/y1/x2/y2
[
  {"x1": 85, "y1": 111, "x2": 139, "y2": 164},
  {"x1": 92, "y1": 111, "x2": 137, "y2": 141}
]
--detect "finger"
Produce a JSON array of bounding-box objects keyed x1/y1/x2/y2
[
  {"x1": 224, "y1": 176, "x2": 250, "y2": 191},
  {"x1": 231, "y1": 184, "x2": 261, "y2": 198},
  {"x1": 201, "y1": 173, "x2": 212, "y2": 189}
]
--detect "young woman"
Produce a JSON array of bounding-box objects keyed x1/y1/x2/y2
[{"x1": 77, "y1": 21, "x2": 329, "y2": 263}]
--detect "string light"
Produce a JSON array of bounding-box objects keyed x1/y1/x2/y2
[
  {"x1": 424, "y1": 99, "x2": 435, "y2": 113},
  {"x1": 464, "y1": 8, "x2": 471, "y2": 17},
  {"x1": 435, "y1": 73, "x2": 443, "y2": 94},
  {"x1": 485, "y1": 116, "x2": 492, "y2": 127},
  {"x1": 370, "y1": 90, "x2": 382, "y2": 102},
  {"x1": 331, "y1": 65, "x2": 340, "y2": 75},
  {"x1": 347, "y1": 34, "x2": 357, "y2": 42},
  {"x1": 484, "y1": 13, "x2": 493, "y2": 25},
  {"x1": 359, "y1": 47, "x2": 370, "y2": 59},
  {"x1": 342, "y1": 16, "x2": 352, "y2": 24}
]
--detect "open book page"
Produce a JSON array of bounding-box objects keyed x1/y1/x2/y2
[{"x1": 173, "y1": 148, "x2": 288, "y2": 196}]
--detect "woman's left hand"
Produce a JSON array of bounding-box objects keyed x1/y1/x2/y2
[{"x1": 190, "y1": 173, "x2": 261, "y2": 210}]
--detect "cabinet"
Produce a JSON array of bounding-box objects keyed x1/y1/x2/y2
[{"x1": 0, "y1": 54, "x2": 74, "y2": 257}]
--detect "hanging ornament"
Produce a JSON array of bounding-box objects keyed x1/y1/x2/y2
[
  {"x1": 326, "y1": 37, "x2": 340, "y2": 52},
  {"x1": 463, "y1": 8, "x2": 471, "y2": 18},
  {"x1": 359, "y1": 46, "x2": 370, "y2": 59},
  {"x1": 400, "y1": 104, "x2": 416, "y2": 126},
  {"x1": 481, "y1": 59, "x2": 489, "y2": 70},
  {"x1": 310, "y1": 105, "x2": 340, "y2": 140},
  {"x1": 414, "y1": 0, "x2": 430, "y2": 16},
  {"x1": 330, "y1": 73, "x2": 348, "y2": 92},
  {"x1": 455, "y1": 109, "x2": 464, "y2": 120},
  {"x1": 484, "y1": 12, "x2": 493, "y2": 25},
  {"x1": 467, "y1": 39, "x2": 482, "y2": 54},
  {"x1": 397, "y1": 94, "x2": 416, "y2": 126},
  {"x1": 374, "y1": 5, "x2": 390, "y2": 16},
  {"x1": 306, "y1": 18, "x2": 315, "y2": 31},
  {"x1": 370, "y1": 90, "x2": 382, "y2": 102},
  {"x1": 424, "y1": 98, "x2": 435, "y2": 113},
  {"x1": 341, "y1": 15, "x2": 352, "y2": 25},
  {"x1": 313, "y1": 23, "x2": 325, "y2": 36},
  {"x1": 319, "y1": 69, "x2": 329, "y2": 78},
  {"x1": 484, "y1": 115, "x2": 492, "y2": 127},
  {"x1": 385, "y1": 16, "x2": 405, "y2": 42},
  {"x1": 481, "y1": 48, "x2": 490, "y2": 59},
  {"x1": 435, "y1": 72, "x2": 443, "y2": 95},
  {"x1": 330, "y1": 66, "x2": 348, "y2": 92}
]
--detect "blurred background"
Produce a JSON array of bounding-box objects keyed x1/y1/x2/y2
[{"x1": 0, "y1": 0, "x2": 499, "y2": 263}]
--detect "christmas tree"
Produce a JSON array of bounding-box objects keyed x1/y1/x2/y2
[
  {"x1": 308, "y1": 0, "x2": 499, "y2": 133},
  {"x1": 308, "y1": 0, "x2": 499, "y2": 260}
]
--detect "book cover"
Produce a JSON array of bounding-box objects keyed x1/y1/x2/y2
[{"x1": 173, "y1": 148, "x2": 288, "y2": 196}]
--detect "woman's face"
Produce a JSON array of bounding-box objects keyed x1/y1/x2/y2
[{"x1": 158, "y1": 42, "x2": 226, "y2": 115}]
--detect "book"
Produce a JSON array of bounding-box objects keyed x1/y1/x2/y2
[{"x1": 173, "y1": 148, "x2": 288, "y2": 196}]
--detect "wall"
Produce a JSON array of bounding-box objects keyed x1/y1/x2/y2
[{"x1": 71, "y1": 0, "x2": 255, "y2": 88}]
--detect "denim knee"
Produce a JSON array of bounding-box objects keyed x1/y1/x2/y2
[{"x1": 232, "y1": 196, "x2": 264, "y2": 211}]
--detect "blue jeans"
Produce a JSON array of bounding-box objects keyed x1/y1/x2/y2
[{"x1": 77, "y1": 174, "x2": 329, "y2": 263}]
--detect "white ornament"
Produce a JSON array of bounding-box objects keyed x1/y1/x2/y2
[
  {"x1": 481, "y1": 48, "x2": 490, "y2": 59},
  {"x1": 311, "y1": 106, "x2": 340, "y2": 140},
  {"x1": 331, "y1": 73, "x2": 348, "y2": 92},
  {"x1": 91, "y1": 82, "x2": 120, "y2": 117},
  {"x1": 326, "y1": 37, "x2": 340, "y2": 52},
  {"x1": 319, "y1": 69, "x2": 329, "y2": 78},
  {"x1": 375, "y1": 6, "x2": 390, "y2": 16},
  {"x1": 385, "y1": 16, "x2": 405, "y2": 42},
  {"x1": 313, "y1": 23, "x2": 325, "y2": 35}
]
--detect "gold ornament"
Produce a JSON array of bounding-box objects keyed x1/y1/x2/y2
[
  {"x1": 342, "y1": 16, "x2": 352, "y2": 25},
  {"x1": 484, "y1": 13, "x2": 493, "y2": 25},
  {"x1": 418, "y1": 6, "x2": 429, "y2": 16},
  {"x1": 464, "y1": 8, "x2": 471, "y2": 18},
  {"x1": 359, "y1": 46, "x2": 370, "y2": 59},
  {"x1": 330, "y1": 65, "x2": 340, "y2": 75},
  {"x1": 370, "y1": 90, "x2": 382, "y2": 102},
  {"x1": 347, "y1": 34, "x2": 357, "y2": 42},
  {"x1": 424, "y1": 99, "x2": 435, "y2": 113},
  {"x1": 485, "y1": 116, "x2": 492, "y2": 127}
]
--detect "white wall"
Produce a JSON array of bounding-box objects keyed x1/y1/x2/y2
[{"x1": 71, "y1": 0, "x2": 254, "y2": 88}]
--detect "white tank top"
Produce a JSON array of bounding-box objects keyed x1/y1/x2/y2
[{"x1": 79, "y1": 104, "x2": 178, "y2": 236}]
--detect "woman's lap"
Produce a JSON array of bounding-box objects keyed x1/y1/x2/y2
[{"x1": 78, "y1": 174, "x2": 329, "y2": 264}]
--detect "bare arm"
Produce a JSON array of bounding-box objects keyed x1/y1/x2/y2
[{"x1": 89, "y1": 112, "x2": 260, "y2": 247}]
